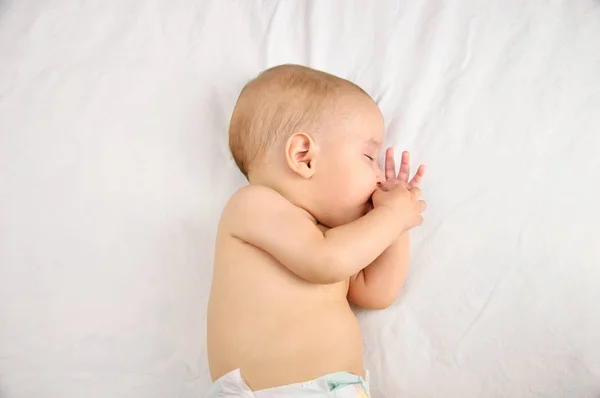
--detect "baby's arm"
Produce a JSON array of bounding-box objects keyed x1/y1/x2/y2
[
  {"x1": 348, "y1": 233, "x2": 410, "y2": 309},
  {"x1": 348, "y1": 150, "x2": 425, "y2": 309},
  {"x1": 221, "y1": 184, "x2": 411, "y2": 284}
]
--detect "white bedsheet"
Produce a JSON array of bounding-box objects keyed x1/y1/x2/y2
[{"x1": 1, "y1": 1, "x2": 599, "y2": 397}]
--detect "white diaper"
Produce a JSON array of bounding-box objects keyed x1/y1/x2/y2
[{"x1": 207, "y1": 369, "x2": 371, "y2": 397}]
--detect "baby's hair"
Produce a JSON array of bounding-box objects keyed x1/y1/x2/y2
[{"x1": 228, "y1": 64, "x2": 369, "y2": 179}]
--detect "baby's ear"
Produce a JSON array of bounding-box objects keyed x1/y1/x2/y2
[{"x1": 285, "y1": 132, "x2": 316, "y2": 179}]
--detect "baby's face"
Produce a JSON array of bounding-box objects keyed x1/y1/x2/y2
[{"x1": 312, "y1": 98, "x2": 385, "y2": 227}]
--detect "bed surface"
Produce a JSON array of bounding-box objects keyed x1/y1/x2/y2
[{"x1": 1, "y1": 1, "x2": 599, "y2": 397}]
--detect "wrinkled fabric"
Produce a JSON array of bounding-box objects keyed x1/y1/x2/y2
[{"x1": 1, "y1": 1, "x2": 599, "y2": 397}]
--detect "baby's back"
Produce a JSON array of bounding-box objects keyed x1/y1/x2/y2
[{"x1": 207, "y1": 205, "x2": 363, "y2": 390}]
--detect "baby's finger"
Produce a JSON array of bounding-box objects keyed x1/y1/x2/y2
[
  {"x1": 408, "y1": 164, "x2": 426, "y2": 188},
  {"x1": 378, "y1": 179, "x2": 403, "y2": 192},
  {"x1": 415, "y1": 215, "x2": 424, "y2": 227},
  {"x1": 410, "y1": 186, "x2": 422, "y2": 199},
  {"x1": 397, "y1": 151, "x2": 411, "y2": 183},
  {"x1": 384, "y1": 147, "x2": 396, "y2": 180}
]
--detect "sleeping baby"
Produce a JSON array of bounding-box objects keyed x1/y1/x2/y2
[{"x1": 207, "y1": 64, "x2": 426, "y2": 397}]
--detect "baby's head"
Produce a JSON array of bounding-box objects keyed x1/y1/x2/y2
[{"x1": 229, "y1": 65, "x2": 385, "y2": 228}]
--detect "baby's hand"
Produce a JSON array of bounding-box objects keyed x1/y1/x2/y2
[
  {"x1": 380, "y1": 148, "x2": 425, "y2": 191},
  {"x1": 372, "y1": 148, "x2": 426, "y2": 230},
  {"x1": 372, "y1": 184, "x2": 424, "y2": 229}
]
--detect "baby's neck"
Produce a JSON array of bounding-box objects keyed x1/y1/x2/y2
[
  {"x1": 248, "y1": 170, "x2": 319, "y2": 225},
  {"x1": 247, "y1": 171, "x2": 280, "y2": 192}
]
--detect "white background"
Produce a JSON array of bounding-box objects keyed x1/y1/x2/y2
[{"x1": 1, "y1": 1, "x2": 599, "y2": 397}]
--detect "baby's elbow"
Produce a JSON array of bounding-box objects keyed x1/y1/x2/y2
[
  {"x1": 352, "y1": 289, "x2": 398, "y2": 310},
  {"x1": 364, "y1": 295, "x2": 396, "y2": 310},
  {"x1": 368, "y1": 296, "x2": 396, "y2": 310}
]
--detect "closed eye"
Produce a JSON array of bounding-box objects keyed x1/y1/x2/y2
[{"x1": 364, "y1": 154, "x2": 374, "y2": 161}]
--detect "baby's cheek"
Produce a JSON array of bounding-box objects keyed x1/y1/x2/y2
[
  {"x1": 332, "y1": 173, "x2": 371, "y2": 206},
  {"x1": 343, "y1": 192, "x2": 371, "y2": 213}
]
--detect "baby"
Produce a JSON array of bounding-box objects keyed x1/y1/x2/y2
[{"x1": 207, "y1": 65, "x2": 426, "y2": 397}]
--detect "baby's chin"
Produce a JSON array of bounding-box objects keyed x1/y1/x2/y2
[
  {"x1": 346, "y1": 202, "x2": 374, "y2": 221},
  {"x1": 365, "y1": 199, "x2": 374, "y2": 213},
  {"x1": 334, "y1": 207, "x2": 372, "y2": 227},
  {"x1": 315, "y1": 203, "x2": 373, "y2": 228}
]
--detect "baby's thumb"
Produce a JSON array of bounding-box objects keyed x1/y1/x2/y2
[{"x1": 377, "y1": 181, "x2": 393, "y2": 192}]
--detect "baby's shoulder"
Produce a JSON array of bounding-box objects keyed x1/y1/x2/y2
[
  {"x1": 227, "y1": 184, "x2": 288, "y2": 209},
  {"x1": 221, "y1": 185, "x2": 294, "y2": 222}
]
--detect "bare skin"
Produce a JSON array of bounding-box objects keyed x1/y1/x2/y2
[
  {"x1": 207, "y1": 100, "x2": 426, "y2": 391},
  {"x1": 208, "y1": 212, "x2": 363, "y2": 390}
]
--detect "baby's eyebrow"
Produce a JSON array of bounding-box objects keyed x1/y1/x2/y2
[{"x1": 366, "y1": 138, "x2": 381, "y2": 148}]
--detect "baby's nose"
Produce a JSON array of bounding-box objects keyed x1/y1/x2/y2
[{"x1": 376, "y1": 168, "x2": 385, "y2": 185}]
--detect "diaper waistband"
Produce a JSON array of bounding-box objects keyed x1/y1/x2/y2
[{"x1": 207, "y1": 369, "x2": 370, "y2": 397}]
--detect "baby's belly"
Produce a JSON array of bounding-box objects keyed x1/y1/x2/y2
[{"x1": 208, "y1": 285, "x2": 363, "y2": 390}]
